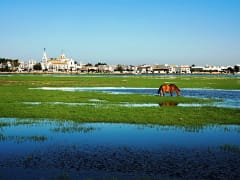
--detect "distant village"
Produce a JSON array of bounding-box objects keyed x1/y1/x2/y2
[{"x1": 1, "y1": 49, "x2": 239, "y2": 74}]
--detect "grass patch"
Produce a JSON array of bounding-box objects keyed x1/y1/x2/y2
[
  {"x1": 0, "y1": 75, "x2": 239, "y2": 127},
  {"x1": 0, "y1": 74, "x2": 239, "y2": 89},
  {"x1": 0, "y1": 102, "x2": 239, "y2": 126}
]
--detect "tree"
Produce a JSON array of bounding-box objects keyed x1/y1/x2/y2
[
  {"x1": 12, "y1": 60, "x2": 20, "y2": 67},
  {"x1": 95, "y1": 62, "x2": 107, "y2": 66},
  {"x1": 86, "y1": 63, "x2": 92, "y2": 66},
  {"x1": 0, "y1": 58, "x2": 20, "y2": 72},
  {"x1": 33, "y1": 63, "x2": 42, "y2": 71},
  {"x1": 115, "y1": 64, "x2": 123, "y2": 72},
  {"x1": 234, "y1": 65, "x2": 240, "y2": 72},
  {"x1": 227, "y1": 67, "x2": 234, "y2": 74}
]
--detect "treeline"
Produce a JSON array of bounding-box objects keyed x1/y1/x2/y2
[{"x1": 0, "y1": 58, "x2": 20, "y2": 72}]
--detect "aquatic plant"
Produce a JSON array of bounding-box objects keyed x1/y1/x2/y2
[
  {"x1": 219, "y1": 144, "x2": 240, "y2": 153},
  {"x1": 0, "y1": 133, "x2": 5, "y2": 141},
  {"x1": 0, "y1": 135, "x2": 47, "y2": 143},
  {"x1": 0, "y1": 122, "x2": 11, "y2": 127},
  {"x1": 51, "y1": 126, "x2": 96, "y2": 133}
]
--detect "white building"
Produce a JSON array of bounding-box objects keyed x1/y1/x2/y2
[
  {"x1": 168, "y1": 65, "x2": 177, "y2": 74},
  {"x1": 152, "y1": 64, "x2": 170, "y2": 74},
  {"x1": 28, "y1": 60, "x2": 36, "y2": 71},
  {"x1": 176, "y1": 65, "x2": 191, "y2": 74},
  {"x1": 41, "y1": 48, "x2": 77, "y2": 72},
  {"x1": 137, "y1": 65, "x2": 152, "y2": 74},
  {"x1": 97, "y1": 64, "x2": 115, "y2": 73},
  {"x1": 17, "y1": 60, "x2": 26, "y2": 72}
]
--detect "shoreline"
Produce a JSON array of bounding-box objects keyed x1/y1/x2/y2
[{"x1": 0, "y1": 71, "x2": 239, "y2": 75}]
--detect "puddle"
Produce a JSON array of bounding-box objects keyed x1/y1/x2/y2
[
  {"x1": 31, "y1": 87, "x2": 157, "y2": 94},
  {"x1": 52, "y1": 102, "x2": 96, "y2": 106},
  {"x1": 0, "y1": 118, "x2": 240, "y2": 179},
  {"x1": 23, "y1": 102, "x2": 41, "y2": 105},
  {"x1": 88, "y1": 98, "x2": 106, "y2": 102}
]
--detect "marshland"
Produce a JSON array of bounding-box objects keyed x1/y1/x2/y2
[{"x1": 0, "y1": 74, "x2": 240, "y2": 179}]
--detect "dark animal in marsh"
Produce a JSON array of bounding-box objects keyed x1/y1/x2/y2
[{"x1": 157, "y1": 84, "x2": 180, "y2": 96}]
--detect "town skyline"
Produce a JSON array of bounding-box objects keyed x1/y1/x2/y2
[
  {"x1": 1, "y1": 0, "x2": 240, "y2": 66},
  {"x1": 1, "y1": 47, "x2": 239, "y2": 67},
  {"x1": 1, "y1": 49, "x2": 239, "y2": 74}
]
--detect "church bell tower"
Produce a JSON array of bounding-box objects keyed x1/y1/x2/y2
[
  {"x1": 42, "y1": 48, "x2": 48, "y2": 64},
  {"x1": 41, "y1": 48, "x2": 48, "y2": 71}
]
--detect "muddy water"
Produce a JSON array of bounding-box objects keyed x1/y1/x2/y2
[{"x1": 0, "y1": 118, "x2": 240, "y2": 179}]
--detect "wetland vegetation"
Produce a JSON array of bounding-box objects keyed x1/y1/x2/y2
[
  {"x1": 0, "y1": 75, "x2": 239, "y2": 126},
  {"x1": 0, "y1": 75, "x2": 240, "y2": 179}
]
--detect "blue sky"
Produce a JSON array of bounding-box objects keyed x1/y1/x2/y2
[{"x1": 0, "y1": 0, "x2": 240, "y2": 65}]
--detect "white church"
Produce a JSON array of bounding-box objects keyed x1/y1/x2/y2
[{"x1": 41, "y1": 48, "x2": 77, "y2": 72}]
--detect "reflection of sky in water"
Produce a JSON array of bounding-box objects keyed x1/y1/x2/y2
[
  {"x1": 1, "y1": 118, "x2": 240, "y2": 157},
  {"x1": 182, "y1": 88, "x2": 240, "y2": 100}
]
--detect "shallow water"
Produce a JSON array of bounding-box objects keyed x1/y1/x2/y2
[
  {"x1": 32, "y1": 87, "x2": 240, "y2": 108},
  {"x1": 0, "y1": 118, "x2": 240, "y2": 179}
]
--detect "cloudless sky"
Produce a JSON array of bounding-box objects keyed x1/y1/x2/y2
[{"x1": 0, "y1": 0, "x2": 240, "y2": 65}]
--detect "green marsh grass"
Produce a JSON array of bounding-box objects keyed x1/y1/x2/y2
[
  {"x1": 0, "y1": 74, "x2": 239, "y2": 89},
  {"x1": 0, "y1": 75, "x2": 239, "y2": 126},
  {"x1": 1, "y1": 102, "x2": 239, "y2": 126}
]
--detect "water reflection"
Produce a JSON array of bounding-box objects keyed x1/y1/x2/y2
[
  {"x1": 159, "y1": 102, "x2": 178, "y2": 106},
  {"x1": 1, "y1": 118, "x2": 240, "y2": 179},
  {"x1": 2, "y1": 118, "x2": 240, "y2": 150}
]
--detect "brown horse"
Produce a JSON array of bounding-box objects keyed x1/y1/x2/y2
[{"x1": 157, "y1": 84, "x2": 180, "y2": 96}]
